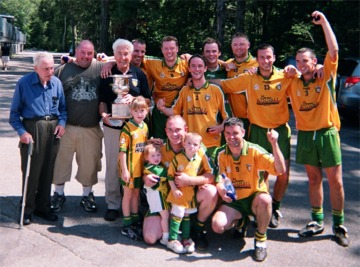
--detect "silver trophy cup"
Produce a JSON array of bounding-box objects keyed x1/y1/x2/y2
[{"x1": 110, "y1": 74, "x2": 132, "y2": 118}]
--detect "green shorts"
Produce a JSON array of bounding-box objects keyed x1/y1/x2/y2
[
  {"x1": 223, "y1": 192, "x2": 262, "y2": 217},
  {"x1": 249, "y1": 123, "x2": 291, "y2": 160},
  {"x1": 120, "y1": 176, "x2": 143, "y2": 189},
  {"x1": 151, "y1": 106, "x2": 168, "y2": 139},
  {"x1": 296, "y1": 127, "x2": 342, "y2": 167}
]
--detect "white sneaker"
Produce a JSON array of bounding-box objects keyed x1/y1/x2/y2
[
  {"x1": 167, "y1": 239, "x2": 185, "y2": 254},
  {"x1": 182, "y1": 238, "x2": 195, "y2": 254}
]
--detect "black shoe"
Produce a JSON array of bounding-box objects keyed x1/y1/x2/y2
[
  {"x1": 51, "y1": 192, "x2": 66, "y2": 212},
  {"x1": 233, "y1": 216, "x2": 250, "y2": 239},
  {"x1": 192, "y1": 230, "x2": 209, "y2": 251},
  {"x1": 104, "y1": 209, "x2": 119, "y2": 221},
  {"x1": 121, "y1": 225, "x2": 140, "y2": 240},
  {"x1": 298, "y1": 221, "x2": 324, "y2": 237},
  {"x1": 33, "y1": 210, "x2": 58, "y2": 222},
  {"x1": 333, "y1": 225, "x2": 350, "y2": 247},
  {"x1": 269, "y1": 209, "x2": 282, "y2": 228},
  {"x1": 80, "y1": 192, "x2": 97, "y2": 212},
  {"x1": 254, "y1": 240, "x2": 267, "y2": 262}
]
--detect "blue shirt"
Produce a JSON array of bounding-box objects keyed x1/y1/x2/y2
[{"x1": 9, "y1": 72, "x2": 67, "y2": 136}]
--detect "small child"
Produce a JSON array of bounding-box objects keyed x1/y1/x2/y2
[
  {"x1": 119, "y1": 96, "x2": 149, "y2": 240},
  {"x1": 166, "y1": 132, "x2": 207, "y2": 254},
  {"x1": 143, "y1": 143, "x2": 170, "y2": 245}
]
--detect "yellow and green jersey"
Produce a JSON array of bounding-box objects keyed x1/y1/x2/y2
[
  {"x1": 172, "y1": 82, "x2": 230, "y2": 148},
  {"x1": 166, "y1": 150, "x2": 213, "y2": 207},
  {"x1": 225, "y1": 53, "x2": 258, "y2": 118},
  {"x1": 143, "y1": 163, "x2": 169, "y2": 195},
  {"x1": 214, "y1": 140, "x2": 278, "y2": 200},
  {"x1": 288, "y1": 53, "x2": 340, "y2": 131},
  {"x1": 143, "y1": 57, "x2": 189, "y2": 107},
  {"x1": 221, "y1": 67, "x2": 292, "y2": 128},
  {"x1": 119, "y1": 120, "x2": 148, "y2": 179}
]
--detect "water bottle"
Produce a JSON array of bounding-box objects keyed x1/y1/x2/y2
[{"x1": 221, "y1": 173, "x2": 237, "y2": 202}]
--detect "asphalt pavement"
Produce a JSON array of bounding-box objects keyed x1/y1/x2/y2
[{"x1": 0, "y1": 51, "x2": 359, "y2": 267}]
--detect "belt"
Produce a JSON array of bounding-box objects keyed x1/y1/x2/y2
[{"x1": 24, "y1": 116, "x2": 58, "y2": 121}]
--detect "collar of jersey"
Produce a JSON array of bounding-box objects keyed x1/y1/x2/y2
[
  {"x1": 190, "y1": 81, "x2": 209, "y2": 91},
  {"x1": 234, "y1": 53, "x2": 253, "y2": 65},
  {"x1": 162, "y1": 57, "x2": 180, "y2": 69},
  {"x1": 225, "y1": 140, "x2": 249, "y2": 160},
  {"x1": 300, "y1": 75, "x2": 316, "y2": 86},
  {"x1": 257, "y1": 66, "x2": 276, "y2": 80}
]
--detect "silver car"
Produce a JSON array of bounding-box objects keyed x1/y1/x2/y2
[{"x1": 337, "y1": 58, "x2": 360, "y2": 120}]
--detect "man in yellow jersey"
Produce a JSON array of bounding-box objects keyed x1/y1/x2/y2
[
  {"x1": 143, "y1": 115, "x2": 217, "y2": 251},
  {"x1": 211, "y1": 44, "x2": 294, "y2": 230},
  {"x1": 143, "y1": 36, "x2": 189, "y2": 139},
  {"x1": 288, "y1": 11, "x2": 349, "y2": 247},
  {"x1": 212, "y1": 117, "x2": 286, "y2": 262},
  {"x1": 157, "y1": 55, "x2": 230, "y2": 157},
  {"x1": 224, "y1": 32, "x2": 258, "y2": 135}
]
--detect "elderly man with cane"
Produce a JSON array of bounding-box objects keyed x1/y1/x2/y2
[{"x1": 9, "y1": 51, "x2": 67, "y2": 226}]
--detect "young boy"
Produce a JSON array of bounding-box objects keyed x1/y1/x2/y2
[
  {"x1": 166, "y1": 132, "x2": 213, "y2": 254},
  {"x1": 119, "y1": 96, "x2": 149, "y2": 240},
  {"x1": 143, "y1": 143, "x2": 170, "y2": 245}
]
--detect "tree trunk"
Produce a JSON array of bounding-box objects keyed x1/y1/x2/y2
[
  {"x1": 216, "y1": 0, "x2": 226, "y2": 45},
  {"x1": 236, "y1": 0, "x2": 245, "y2": 33},
  {"x1": 62, "y1": 15, "x2": 67, "y2": 51},
  {"x1": 99, "y1": 0, "x2": 110, "y2": 53}
]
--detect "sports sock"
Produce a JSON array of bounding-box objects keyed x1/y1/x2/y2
[
  {"x1": 311, "y1": 206, "x2": 324, "y2": 224},
  {"x1": 255, "y1": 230, "x2": 267, "y2": 242},
  {"x1": 272, "y1": 199, "x2": 281, "y2": 211},
  {"x1": 123, "y1": 215, "x2": 132, "y2": 227},
  {"x1": 181, "y1": 215, "x2": 191, "y2": 239},
  {"x1": 193, "y1": 218, "x2": 206, "y2": 233},
  {"x1": 169, "y1": 215, "x2": 182, "y2": 240},
  {"x1": 332, "y1": 209, "x2": 344, "y2": 226},
  {"x1": 162, "y1": 232, "x2": 169, "y2": 242},
  {"x1": 131, "y1": 212, "x2": 140, "y2": 224}
]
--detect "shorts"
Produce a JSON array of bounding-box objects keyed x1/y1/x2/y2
[
  {"x1": 144, "y1": 185, "x2": 170, "y2": 213},
  {"x1": 151, "y1": 106, "x2": 168, "y2": 139},
  {"x1": 223, "y1": 192, "x2": 262, "y2": 217},
  {"x1": 171, "y1": 204, "x2": 197, "y2": 218},
  {"x1": 296, "y1": 127, "x2": 342, "y2": 167},
  {"x1": 120, "y1": 176, "x2": 143, "y2": 189},
  {"x1": 249, "y1": 123, "x2": 291, "y2": 160},
  {"x1": 1, "y1": 56, "x2": 10, "y2": 63}
]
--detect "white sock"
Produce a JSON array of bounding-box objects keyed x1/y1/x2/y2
[
  {"x1": 82, "y1": 186, "x2": 92, "y2": 196},
  {"x1": 54, "y1": 185, "x2": 65, "y2": 195},
  {"x1": 162, "y1": 232, "x2": 169, "y2": 241}
]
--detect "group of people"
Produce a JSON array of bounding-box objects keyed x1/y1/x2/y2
[{"x1": 9, "y1": 10, "x2": 349, "y2": 262}]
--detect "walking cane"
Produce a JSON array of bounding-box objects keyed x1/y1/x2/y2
[{"x1": 19, "y1": 141, "x2": 33, "y2": 228}]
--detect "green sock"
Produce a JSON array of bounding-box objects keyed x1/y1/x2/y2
[
  {"x1": 311, "y1": 207, "x2": 324, "y2": 224},
  {"x1": 181, "y1": 215, "x2": 191, "y2": 239},
  {"x1": 332, "y1": 209, "x2": 344, "y2": 226},
  {"x1": 123, "y1": 215, "x2": 132, "y2": 227},
  {"x1": 255, "y1": 230, "x2": 267, "y2": 242},
  {"x1": 131, "y1": 213, "x2": 140, "y2": 224},
  {"x1": 193, "y1": 218, "x2": 205, "y2": 233},
  {"x1": 169, "y1": 215, "x2": 182, "y2": 240},
  {"x1": 272, "y1": 200, "x2": 281, "y2": 211}
]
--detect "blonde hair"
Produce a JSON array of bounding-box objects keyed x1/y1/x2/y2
[
  {"x1": 131, "y1": 96, "x2": 149, "y2": 111},
  {"x1": 184, "y1": 132, "x2": 202, "y2": 143}
]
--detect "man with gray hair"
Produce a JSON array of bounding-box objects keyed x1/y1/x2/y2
[
  {"x1": 99, "y1": 38, "x2": 150, "y2": 222},
  {"x1": 9, "y1": 52, "x2": 67, "y2": 225},
  {"x1": 51, "y1": 40, "x2": 104, "y2": 213}
]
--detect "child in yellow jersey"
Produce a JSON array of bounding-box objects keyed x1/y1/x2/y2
[
  {"x1": 143, "y1": 143, "x2": 170, "y2": 245},
  {"x1": 119, "y1": 96, "x2": 149, "y2": 240},
  {"x1": 166, "y1": 132, "x2": 202, "y2": 254}
]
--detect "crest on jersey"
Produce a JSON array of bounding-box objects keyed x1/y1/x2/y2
[
  {"x1": 254, "y1": 84, "x2": 260, "y2": 90},
  {"x1": 180, "y1": 72, "x2": 185, "y2": 77},
  {"x1": 226, "y1": 166, "x2": 231, "y2": 173},
  {"x1": 276, "y1": 83, "x2": 282, "y2": 90},
  {"x1": 246, "y1": 164, "x2": 251, "y2": 172},
  {"x1": 160, "y1": 72, "x2": 165, "y2": 78},
  {"x1": 315, "y1": 86, "x2": 321, "y2": 93},
  {"x1": 187, "y1": 96, "x2": 192, "y2": 102},
  {"x1": 132, "y1": 79, "x2": 138, "y2": 87},
  {"x1": 133, "y1": 132, "x2": 139, "y2": 139},
  {"x1": 120, "y1": 137, "x2": 126, "y2": 145},
  {"x1": 205, "y1": 94, "x2": 211, "y2": 101},
  {"x1": 178, "y1": 165, "x2": 184, "y2": 171},
  {"x1": 164, "y1": 161, "x2": 170, "y2": 168}
]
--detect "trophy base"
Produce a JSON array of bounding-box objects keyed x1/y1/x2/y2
[{"x1": 112, "y1": 103, "x2": 131, "y2": 119}]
